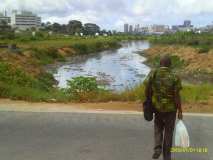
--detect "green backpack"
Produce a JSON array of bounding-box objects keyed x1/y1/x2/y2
[{"x1": 151, "y1": 67, "x2": 177, "y2": 112}]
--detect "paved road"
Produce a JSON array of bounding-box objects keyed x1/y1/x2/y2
[{"x1": 0, "y1": 111, "x2": 212, "y2": 160}]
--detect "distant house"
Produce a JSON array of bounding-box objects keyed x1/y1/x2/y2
[
  {"x1": 84, "y1": 23, "x2": 100, "y2": 35},
  {"x1": 150, "y1": 25, "x2": 170, "y2": 34}
]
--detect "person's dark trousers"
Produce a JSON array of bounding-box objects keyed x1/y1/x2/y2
[{"x1": 154, "y1": 111, "x2": 177, "y2": 160}]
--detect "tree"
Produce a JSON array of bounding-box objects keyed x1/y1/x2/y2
[
  {"x1": 108, "y1": 30, "x2": 112, "y2": 35},
  {"x1": 0, "y1": 20, "x2": 9, "y2": 31},
  {"x1": 61, "y1": 24, "x2": 67, "y2": 34},
  {"x1": 41, "y1": 22, "x2": 52, "y2": 31},
  {"x1": 0, "y1": 20, "x2": 14, "y2": 39},
  {"x1": 31, "y1": 27, "x2": 37, "y2": 32},
  {"x1": 67, "y1": 20, "x2": 83, "y2": 35},
  {"x1": 100, "y1": 29, "x2": 107, "y2": 35},
  {"x1": 52, "y1": 23, "x2": 62, "y2": 33}
]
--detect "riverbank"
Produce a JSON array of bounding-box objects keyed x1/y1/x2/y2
[
  {"x1": 0, "y1": 36, "x2": 212, "y2": 113},
  {"x1": 0, "y1": 36, "x2": 124, "y2": 101},
  {"x1": 0, "y1": 36, "x2": 150, "y2": 102},
  {"x1": 142, "y1": 44, "x2": 213, "y2": 83}
]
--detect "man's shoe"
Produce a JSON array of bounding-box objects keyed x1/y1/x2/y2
[{"x1": 152, "y1": 152, "x2": 161, "y2": 159}]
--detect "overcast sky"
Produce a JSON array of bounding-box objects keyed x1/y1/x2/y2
[{"x1": 1, "y1": 0, "x2": 213, "y2": 31}]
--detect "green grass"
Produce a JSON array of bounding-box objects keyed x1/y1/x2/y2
[
  {"x1": 62, "y1": 82, "x2": 213, "y2": 103},
  {"x1": 181, "y1": 84, "x2": 213, "y2": 103},
  {"x1": 148, "y1": 32, "x2": 213, "y2": 52},
  {"x1": 0, "y1": 82, "x2": 70, "y2": 102},
  {"x1": 121, "y1": 83, "x2": 213, "y2": 103}
]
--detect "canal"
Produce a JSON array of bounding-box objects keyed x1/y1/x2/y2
[{"x1": 51, "y1": 41, "x2": 151, "y2": 91}]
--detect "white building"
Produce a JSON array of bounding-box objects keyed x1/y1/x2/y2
[
  {"x1": 172, "y1": 20, "x2": 194, "y2": 32},
  {"x1": 150, "y1": 25, "x2": 170, "y2": 34},
  {"x1": 140, "y1": 27, "x2": 149, "y2": 34},
  {"x1": 134, "y1": 24, "x2": 140, "y2": 33},
  {"x1": 11, "y1": 10, "x2": 41, "y2": 30}
]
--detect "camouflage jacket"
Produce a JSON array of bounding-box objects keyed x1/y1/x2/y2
[{"x1": 144, "y1": 67, "x2": 182, "y2": 112}]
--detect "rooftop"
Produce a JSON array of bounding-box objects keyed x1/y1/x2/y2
[{"x1": 12, "y1": 10, "x2": 37, "y2": 16}]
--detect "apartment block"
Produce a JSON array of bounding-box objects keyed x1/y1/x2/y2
[
  {"x1": 124, "y1": 23, "x2": 129, "y2": 33},
  {"x1": 11, "y1": 10, "x2": 41, "y2": 30}
]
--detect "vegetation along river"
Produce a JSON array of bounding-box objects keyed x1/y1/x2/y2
[{"x1": 51, "y1": 41, "x2": 151, "y2": 91}]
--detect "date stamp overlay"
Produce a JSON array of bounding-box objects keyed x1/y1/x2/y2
[{"x1": 171, "y1": 147, "x2": 208, "y2": 153}]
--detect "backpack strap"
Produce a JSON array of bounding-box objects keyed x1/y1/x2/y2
[{"x1": 147, "y1": 69, "x2": 157, "y2": 100}]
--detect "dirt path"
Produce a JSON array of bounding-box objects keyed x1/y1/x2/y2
[
  {"x1": 0, "y1": 99, "x2": 212, "y2": 113},
  {"x1": 0, "y1": 99, "x2": 142, "y2": 113}
]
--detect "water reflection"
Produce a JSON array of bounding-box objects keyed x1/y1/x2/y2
[{"x1": 53, "y1": 41, "x2": 151, "y2": 91}]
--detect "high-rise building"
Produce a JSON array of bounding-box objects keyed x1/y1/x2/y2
[
  {"x1": 134, "y1": 24, "x2": 140, "y2": 33},
  {"x1": 184, "y1": 20, "x2": 191, "y2": 27},
  {"x1": 172, "y1": 20, "x2": 194, "y2": 32},
  {"x1": 11, "y1": 10, "x2": 41, "y2": 30},
  {"x1": 124, "y1": 23, "x2": 129, "y2": 33},
  {"x1": 129, "y1": 25, "x2": 133, "y2": 33}
]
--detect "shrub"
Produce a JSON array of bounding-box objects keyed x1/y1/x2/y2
[
  {"x1": 67, "y1": 76, "x2": 99, "y2": 94},
  {"x1": 37, "y1": 72, "x2": 56, "y2": 89},
  {"x1": 0, "y1": 62, "x2": 36, "y2": 87}
]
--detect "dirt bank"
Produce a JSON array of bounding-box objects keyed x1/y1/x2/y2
[{"x1": 143, "y1": 44, "x2": 213, "y2": 83}]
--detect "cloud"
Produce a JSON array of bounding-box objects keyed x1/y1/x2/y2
[{"x1": 1, "y1": 0, "x2": 213, "y2": 30}]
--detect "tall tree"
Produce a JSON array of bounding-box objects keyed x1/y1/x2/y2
[
  {"x1": 52, "y1": 23, "x2": 62, "y2": 33},
  {"x1": 67, "y1": 20, "x2": 83, "y2": 35},
  {"x1": 0, "y1": 20, "x2": 9, "y2": 31},
  {"x1": 0, "y1": 20, "x2": 14, "y2": 39}
]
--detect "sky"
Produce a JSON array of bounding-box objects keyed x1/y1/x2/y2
[{"x1": 1, "y1": 0, "x2": 213, "y2": 31}]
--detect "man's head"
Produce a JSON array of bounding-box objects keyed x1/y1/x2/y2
[{"x1": 160, "y1": 55, "x2": 172, "y2": 68}]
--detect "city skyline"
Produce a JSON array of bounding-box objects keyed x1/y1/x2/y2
[{"x1": 1, "y1": 0, "x2": 213, "y2": 31}]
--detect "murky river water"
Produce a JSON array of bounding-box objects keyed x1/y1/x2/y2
[{"x1": 52, "y1": 41, "x2": 151, "y2": 91}]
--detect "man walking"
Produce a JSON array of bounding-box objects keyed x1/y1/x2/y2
[{"x1": 144, "y1": 55, "x2": 183, "y2": 160}]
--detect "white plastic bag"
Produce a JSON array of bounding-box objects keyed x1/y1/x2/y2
[{"x1": 175, "y1": 120, "x2": 190, "y2": 147}]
